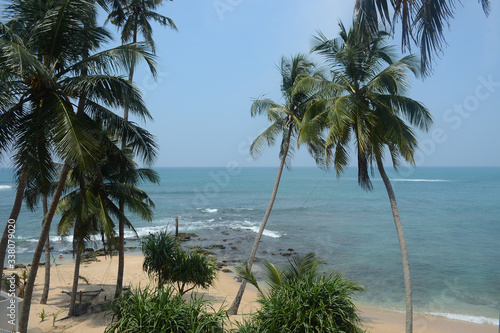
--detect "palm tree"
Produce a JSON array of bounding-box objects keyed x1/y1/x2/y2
[
  {"x1": 228, "y1": 54, "x2": 329, "y2": 314},
  {"x1": 353, "y1": 0, "x2": 491, "y2": 75},
  {"x1": 57, "y1": 148, "x2": 157, "y2": 316},
  {"x1": 105, "y1": 0, "x2": 176, "y2": 297},
  {"x1": 297, "y1": 21, "x2": 433, "y2": 333},
  {"x1": 0, "y1": 0, "x2": 158, "y2": 330}
]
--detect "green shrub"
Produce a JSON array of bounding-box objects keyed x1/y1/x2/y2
[
  {"x1": 105, "y1": 285, "x2": 227, "y2": 333},
  {"x1": 235, "y1": 252, "x2": 365, "y2": 333},
  {"x1": 142, "y1": 230, "x2": 217, "y2": 295}
]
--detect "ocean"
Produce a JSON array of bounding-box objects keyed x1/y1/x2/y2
[{"x1": 0, "y1": 166, "x2": 499, "y2": 325}]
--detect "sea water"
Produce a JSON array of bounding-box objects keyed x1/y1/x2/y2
[{"x1": 0, "y1": 166, "x2": 498, "y2": 325}]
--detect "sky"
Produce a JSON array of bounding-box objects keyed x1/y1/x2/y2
[{"x1": 113, "y1": 1, "x2": 499, "y2": 168}]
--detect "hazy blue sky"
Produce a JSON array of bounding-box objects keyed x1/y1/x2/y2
[{"x1": 121, "y1": 1, "x2": 499, "y2": 168}]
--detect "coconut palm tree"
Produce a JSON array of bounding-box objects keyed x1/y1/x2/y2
[
  {"x1": 228, "y1": 54, "x2": 330, "y2": 314},
  {"x1": 57, "y1": 146, "x2": 157, "y2": 316},
  {"x1": 297, "y1": 21, "x2": 433, "y2": 333},
  {"x1": 353, "y1": 0, "x2": 491, "y2": 75},
  {"x1": 105, "y1": 0, "x2": 175, "y2": 297},
  {"x1": 0, "y1": 0, "x2": 158, "y2": 330}
]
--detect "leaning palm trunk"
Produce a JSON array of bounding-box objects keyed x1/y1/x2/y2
[
  {"x1": 228, "y1": 125, "x2": 292, "y2": 315},
  {"x1": 40, "y1": 195, "x2": 50, "y2": 304},
  {"x1": 68, "y1": 243, "x2": 83, "y2": 316},
  {"x1": 376, "y1": 157, "x2": 413, "y2": 333},
  {"x1": 0, "y1": 171, "x2": 28, "y2": 278},
  {"x1": 19, "y1": 163, "x2": 71, "y2": 333}
]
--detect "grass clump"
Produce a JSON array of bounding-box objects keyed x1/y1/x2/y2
[{"x1": 105, "y1": 285, "x2": 227, "y2": 333}]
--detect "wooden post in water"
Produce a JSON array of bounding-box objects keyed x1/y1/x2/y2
[{"x1": 175, "y1": 217, "x2": 179, "y2": 237}]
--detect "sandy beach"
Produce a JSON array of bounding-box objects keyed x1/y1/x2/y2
[{"x1": 18, "y1": 254, "x2": 497, "y2": 332}]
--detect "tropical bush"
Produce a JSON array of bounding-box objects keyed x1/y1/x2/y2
[
  {"x1": 142, "y1": 231, "x2": 217, "y2": 295},
  {"x1": 105, "y1": 285, "x2": 227, "y2": 332},
  {"x1": 235, "y1": 253, "x2": 365, "y2": 333}
]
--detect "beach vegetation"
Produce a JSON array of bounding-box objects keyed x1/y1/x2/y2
[
  {"x1": 36, "y1": 309, "x2": 47, "y2": 322},
  {"x1": 105, "y1": 284, "x2": 226, "y2": 333},
  {"x1": 228, "y1": 54, "x2": 331, "y2": 314},
  {"x1": 235, "y1": 252, "x2": 364, "y2": 333},
  {"x1": 296, "y1": 20, "x2": 433, "y2": 333},
  {"x1": 142, "y1": 230, "x2": 217, "y2": 295}
]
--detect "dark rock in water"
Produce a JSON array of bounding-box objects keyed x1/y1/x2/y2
[
  {"x1": 231, "y1": 246, "x2": 238, "y2": 251},
  {"x1": 217, "y1": 262, "x2": 227, "y2": 269},
  {"x1": 14, "y1": 264, "x2": 26, "y2": 269},
  {"x1": 221, "y1": 231, "x2": 230, "y2": 235},
  {"x1": 124, "y1": 246, "x2": 137, "y2": 251},
  {"x1": 221, "y1": 268, "x2": 232, "y2": 273},
  {"x1": 185, "y1": 246, "x2": 215, "y2": 256},
  {"x1": 127, "y1": 238, "x2": 141, "y2": 241},
  {"x1": 177, "y1": 233, "x2": 199, "y2": 242},
  {"x1": 204, "y1": 244, "x2": 226, "y2": 250},
  {"x1": 287, "y1": 248, "x2": 294, "y2": 252},
  {"x1": 281, "y1": 253, "x2": 292, "y2": 257}
]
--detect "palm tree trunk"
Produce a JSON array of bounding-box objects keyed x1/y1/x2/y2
[
  {"x1": 0, "y1": 171, "x2": 28, "y2": 278},
  {"x1": 115, "y1": 25, "x2": 137, "y2": 299},
  {"x1": 19, "y1": 162, "x2": 71, "y2": 333},
  {"x1": 40, "y1": 195, "x2": 50, "y2": 304},
  {"x1": 68, "y1": 242, "x2": 82, "y2": 316},
  {"x1": 227, "y1": 124, "x2": 293, "y2": 315},
  {"x1": 376, "y1": 157, "x2": 413, "y2": 333},
  {"x1": 114, "y1": 200, "x2": 125, "y2": 299}
]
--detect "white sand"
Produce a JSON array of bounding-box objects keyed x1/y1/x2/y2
[{"x1": 19, "y1": 254, "x2": 497, "y2": 333}]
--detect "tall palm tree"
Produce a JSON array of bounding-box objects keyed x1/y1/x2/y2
[
  {"x1": 0, "y1": 0, "x2": 158, "y2": 330},
  {"x1": 297, "y1": 21, "x2": 432, "y2": 333},
  {"x1": 353, "y1": 0, "x2": 491, "y2": 75},
  {"x1": 105, "y1": 0, "x2": 175, "y2": 297},
  {"x1": 228, "y1": 54, "x2": 329, "y2": 314}
]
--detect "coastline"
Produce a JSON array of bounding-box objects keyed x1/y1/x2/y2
[{"x1": 15, "y1": 254, "x2": 497, "y2": 333}]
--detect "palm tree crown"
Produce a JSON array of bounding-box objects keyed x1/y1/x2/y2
[{"x1": 354, "y1": 0, "x2": 491, "y2": 75}]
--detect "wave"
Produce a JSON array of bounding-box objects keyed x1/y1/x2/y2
[
  {"x1": 391, "y1": 179, "x2": 449, "y2": 182},
  {"x1": 0, "y1": 185, "x2": 12, "y2": 190},
  {"x1": 425, "y1": 312, "x2": 498, "y2": 325},
  {"x1": 236, "y1": 225, "x2": 282, "y2": 239},
  {"x1": 198, "y1": 208, "x2": 218, "y2": 213}
]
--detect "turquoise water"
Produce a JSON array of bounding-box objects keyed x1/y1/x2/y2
[{"x1": 0, "y1": 167, "x2": 499, "y2": 324}]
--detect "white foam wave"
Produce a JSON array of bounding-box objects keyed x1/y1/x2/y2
[
  {"x1": 239, "y1": 226, "x2": 282, "y2": 239},
  {"x1": 0, "y1": 185, "x2": 12, "y2": 190},
  {"x1": 200, "y1": 208, "x2": 218, "y2": 213},
  {"x1": 425, "y1": 312, "x2": 497, "y2": 325},
  {"x1": 233, "y1": 207, "x2": 254, "y2": 212},
  {"x1": 391, "y1": 179, "x2": 448, "y2": 182}
]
